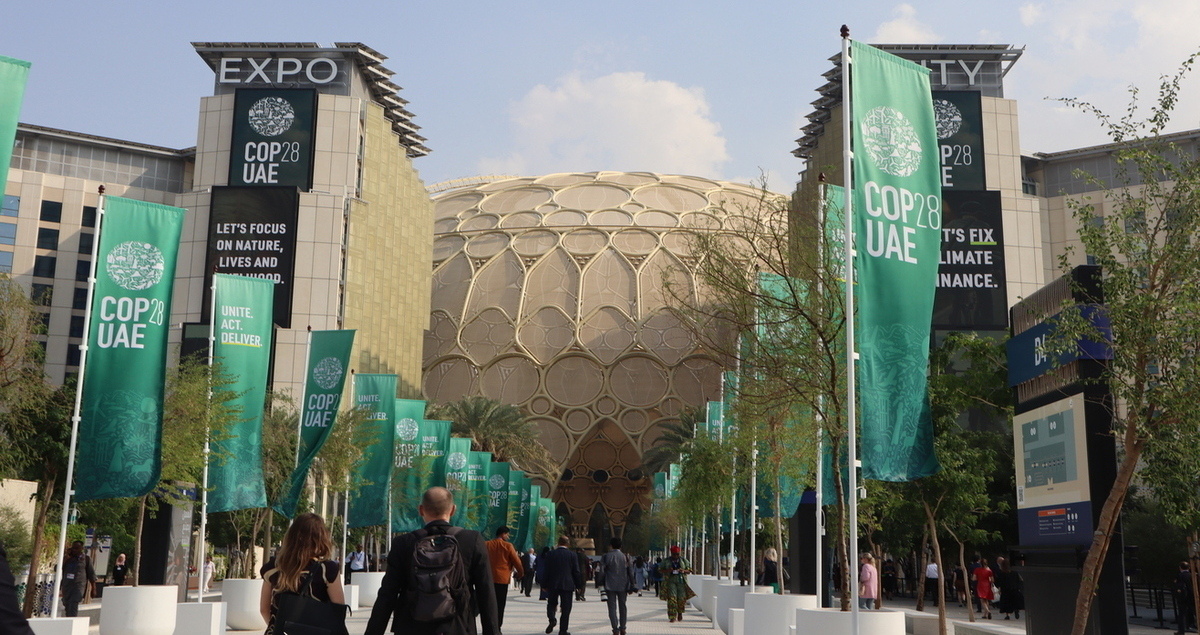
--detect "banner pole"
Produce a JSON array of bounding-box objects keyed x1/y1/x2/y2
[
  {"x1": 841, "y1": 26, "x2": 861, "y2": 633},
  {"x1": 195, "y1": 270, "x2": 218, "y2": 601},
  {"x1": 50, "y1": 186, "x2": 106, "y2": 617},
  {"x1": 342, "y1": 371, "x2": 354, "y2": 563},
  {"x1": 286, "y1": 326, "x2": 314, "y2": 523}
]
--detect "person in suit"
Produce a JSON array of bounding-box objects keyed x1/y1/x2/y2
[
  {"x1": 520, "y1": 549, "x2": 537, "y2": 597},
  {"x1": 0, "y1": 542, "x2": 33, "y2": 635},
  {"x1": 538, "y1": 536, "x2": 582, "y2": 635},
  {"x1": 364, "y1": 487, "x2": 499, "y2": 635},
  {"x1": 599, "y1": 537, "x2": 635, "y2": 635}
]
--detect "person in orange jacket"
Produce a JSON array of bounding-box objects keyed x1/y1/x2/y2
[{"x1": 485, "y1": 526, "x2": 524, "y2": 631}]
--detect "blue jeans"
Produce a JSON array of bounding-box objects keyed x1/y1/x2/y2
[{"x1": 859, "y1": 596, "x2": 874, "y2": 610}]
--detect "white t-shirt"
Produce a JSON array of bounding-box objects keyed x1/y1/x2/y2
[
  {"x1": 925, "y1": 563, "x2": 939, "y2": 579},
  {"x1": 349, "y1": 551, "x2": 367, "y2": 571}
]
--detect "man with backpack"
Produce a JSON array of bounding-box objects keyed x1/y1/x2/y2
[{"x1": 365, "y1": 487, "x2": 499, "y2": 635}]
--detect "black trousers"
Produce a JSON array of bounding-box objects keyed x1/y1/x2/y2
[
  {"x1": 495, "y1": 583, "x2": 509, "y2": 627},
  {"x1": 522, "y1": 574, "x2": 535, "y2": 596},
  {"x1": 925, "y1": 577, "x2": 939, "y2": 605},
  {"x1": 547, "y1": 589, "x2": 573, "y2": 634}
]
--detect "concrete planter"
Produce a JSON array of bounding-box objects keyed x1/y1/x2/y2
[
  {"x1": 343, "y1": 583, "x2": 360, "y2": 609},
  {"x1": 743, "y1": 591, "x2": 818, "y2": 635},
  {"x1": 221, "y1": 579, "x2": 267, "y2": 631},
  {"x1": 796, "y1": 607, "x2": 906, "y2": 635},
  {"x1": 173, "y1": 602, "x2": 225, "y2": 635},
  {"x1": 715, "y1": 582, "x2": 757, "y2": 633},
  {"x1": 689, "y1": 575, "x2": 714, "y2": 611},
  {"x1": 704, "y1": 584, "x2": 719, "y2": 621},
  {"x1": 28, "y1": 617, "x2": 89, "y2": 635},
  {"x1": 99, "y1": 585, "x2": 178, "y2": 635},
  {"x1": 355, "y1": 572, "x2": 386, "y2": 607},
  {"x1": 728, "y1": 607, "x2": 745, "y2": 635}
]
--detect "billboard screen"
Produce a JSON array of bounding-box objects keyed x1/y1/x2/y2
[
  {"x1": 205, "y1": 186, "x2": 299, "y2": 327},
  {"x1": 1014, "y1": 396, "x2": 1093, "y2": 546},
  {"x1": 933, "y1": 190, "x2": 1008, "y2": 330},
  {"x1": 228, "y1": 89, "x2": 316, "y2": 189},
  {"x1": 933, "y1": 90, "x2": 985, "y2": 190}
]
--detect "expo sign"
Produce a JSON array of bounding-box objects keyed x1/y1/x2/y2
[{"x1": 218, "y1": 57, "x2": 340, "y2": 85}]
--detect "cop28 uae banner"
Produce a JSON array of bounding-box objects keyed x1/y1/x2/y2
[
  {"x1": 392, "y1": 416, "x2": 448, "y2": 533},
  {"x1": 445, "y1": 437, "x2": 473, "y2": 528},
  {"x1": 349, "y1": 374, "x2": 397, "y2": 528},
  {"x1": 209, "y1": 274, "x2": 276, "y2": 512},
  {"x1": 0, "y1": 56, "x2": 30, "y2": 183},
  {"x1": 273, "y1": 329, "x2": 356, "y2": 518},
  {"x1": 465, "y1": 451, "x2": 493, "y2": 534},
  {"x1": 487, "y1": 461, "x2": 511, "y2": 534},
  {"x1": 75, "y1": 197, "x2": 184, "y2": 501},
  {"x1": 850, "y1": 40, "x2": 941, "y2": 481}
]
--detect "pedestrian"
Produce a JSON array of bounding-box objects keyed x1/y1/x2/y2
[
  {"x1": 881, "y1": 558, "x2": 897, "y2": 601},
  {"x1": 651, "y1": 557, "x2": 663, "y2": 593},
  {"x1": 858, "y1": 553, "x2": 879, "y2": 610},
  {"x1": 923, "y1": 560, "x2": 939, "y2": 607},
  {"x1": 521, "y1": 549, "x2": 537, "y2": 597},
  {"x1": 658, "y1": 545, "x2": 694, "y2": 623},
  {"x1": 600, "y1": 537, "x2": 635, "y2": 635},
  {"x1": 974, "y1": 557, "x2": 995, "y2": 619},
  {"x1": 0, "y1": 542, "x2": 33, "y2": 635},
  {"x1": 574, "y1": 548, "x2": 590, "y2": 601},
  {"x1": 1176, "y1": 560, "x2": 1195, "y2": 635},
  {"x1": 633, "y1": 556, "x2": 647, "y2": 595},
  {"x1": 201, "y1": 554, "x2": 216, "y2": 593},
  {"x1": 111, "y1": 553, "x2": 127, "y2": 586},
  {"x1": 994, "y1": 556, "x2": 1023, "y2": 620},
  {"x1": 952, "y1": 565, "x2": 967, "y2": 606},
  {"x1": 259, "y1": 513, "x2": 347, "y2": 635},
  {"x1": 60, "y1": 540, "x2": 95, "y2": 617},
  {"x1": 757, "y1": 548, "x2": 780, "y2": 593},
  {"x1": 347, "y1": 544, "x2": 367, "y2": 583},
  {"x1": 539, "y1": 535, "x2": 583, "y2": 635},
  {"x1": 364, "y1": 487, "x2": 499, "y2": 635},
  {"x1": 485, "y1": 526, "x2": 523, "y2": 631}
]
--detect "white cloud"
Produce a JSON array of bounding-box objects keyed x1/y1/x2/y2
[
  {"x1": 478, "y1": 72, "x2": 729, "y2": 178},
  {"x1": 1019, "y1": 4, "x2": 1044, "y2": 27},
  {"x1": 870, "y1": 4, "x2": 939, "y2": 43}
]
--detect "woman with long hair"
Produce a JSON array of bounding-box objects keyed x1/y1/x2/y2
[{"x1": 259, "y1": 513, "x2": 346, "y2": 634}]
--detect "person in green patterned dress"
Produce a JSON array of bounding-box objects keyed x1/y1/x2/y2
[{"x1": 657, "y1": 545, "x2": 695, "y2": 623}]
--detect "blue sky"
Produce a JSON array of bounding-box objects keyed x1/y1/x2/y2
[{"x1": 8, "y1": 0, "x2": 1200, "y2": 192}]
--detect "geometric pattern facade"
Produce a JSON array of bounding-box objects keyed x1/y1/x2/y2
[{"x1": 424, "y1": 171, "x2": 767, "y2": 533}]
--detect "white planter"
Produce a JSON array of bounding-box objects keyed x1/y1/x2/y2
[
  {"x1": 28, "y1": 617, "x2": 89, "y2": 635},
  {"x1": 715, "y1": 583, "x2": 756, "y2": 633},
  {"x1": 343, "y1": 583, "x2": 360, "y2": 609},
  {"x1": 221, "y1": 579, "x2": 267, "y2": 631},
  {"x1": 728, "y1": 607, "x2": 745, "y2": 635},
  {"x1": 704, "y1": 584, "x2": 719, "y2": 620},
  {"x1": 173, "y1": 602, "x2": 224, "y2": 635},
  {"x1": 355, "y1": 572, "x2": 386, "y2": 607},
  {"x1": 689, "y1": 575, "x2": 713, "y2": 611},
  {"x1": 796, "y1": 607, "x2": 906, "y2": 635},
  {"x1": 743, "y1": 591, "x2": 818, "y2": 635},
  {"x1": 100, "y1": 585, "x2": 178, "y2": 635}
]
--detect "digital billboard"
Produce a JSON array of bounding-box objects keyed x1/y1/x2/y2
[
  {"x1": 932, "y1": 190, "x2": 1007, "y2": 330},
  {"x1": 933, "y1": 90, "x2": 985, "y2": 190},
  {"x1": 228, "y1": 89, "x2": 316, "y2": 189}
]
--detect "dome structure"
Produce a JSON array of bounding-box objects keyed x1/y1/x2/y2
[{"x1": 424, "y1": 171, "x2": 772, "y2": 537}]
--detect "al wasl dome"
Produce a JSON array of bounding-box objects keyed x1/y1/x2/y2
[{"x1": 423, "y1": 171, "x2": 774, "y2": 537}]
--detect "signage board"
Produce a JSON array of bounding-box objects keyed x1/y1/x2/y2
[
  {"x1": 229, "y1": 89, "x2": 316, "y2": 189},
  {"x1": 1006, "y1": 305, "x2": 1112, "y2": 386},
  {"x1": 1013, "y1": 396, "x2": 1093, "y2": 546},
  {"x1": 932, "y1": 190, "x2": 1007, "y2": 330},
  {"x1": 932, "y1": 91, "x2": 985, "y2": 190},
  {"x1": 205, "y1": 186, "x2": 299, "y2": 327}
]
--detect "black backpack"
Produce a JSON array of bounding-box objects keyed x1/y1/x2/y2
[{"x1": 406, "y1": 526, "x2": 471, "y2": 623}]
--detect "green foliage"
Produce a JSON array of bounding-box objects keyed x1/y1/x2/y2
[
  {"x1": 428, "y1": 396, "x2": 558, "y2": 484},
  {"x1": 1122, "y1": 493, "x2": 1189, "y2": 585},
  {"x1": 0, "y1": 505, "x2": 32, "y2": 570},
  {"x1": 640, "y1": 410, "x2": 699, "y2": 475}
]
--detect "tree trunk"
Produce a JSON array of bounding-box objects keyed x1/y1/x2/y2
[
  {"x1": 952, "y1": 531, "x2": 974, "y2": 622},
  {"x1": 1070, "y1": 437, "x2": 1143, "y2": 635},
  {"x1": 922, "y1": 500, "x2": 947, "y2": 635},
  {"x1": 830, "y1": 442, "x2": 850, "y2": 610},
  {"x1": 22, "y1": 474, "x2": 55, "y2": 617},
  {"x1": 1191, "y1": 533, "x2": 1199, "y2": 635},
  {"x1": 915, "y1": 527, "x2": 928, "y2": 613},
  {"x1": 250, "y1": 509, "x2": 265, "y2": 579},
  {"x1": 131, "y1": 495, "x2": 147, "y2": 586},
  {"x1": 774, "y1": 473, "x2": 784, "y2": 594}
]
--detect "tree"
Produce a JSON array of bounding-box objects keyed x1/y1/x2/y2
[
  {"x1": 1050, "y1": 50, "x2": 1200, "y2": 635},
  {"x1": 640, "y1": 408, "x2": 700, "y2": 475},
  {"x1": 428, "y1": 396, "x2": 558, "y2": 485}
]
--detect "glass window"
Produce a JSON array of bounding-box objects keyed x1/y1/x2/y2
[
  {"x1": 0, "y1": 251, "x2": 11, "y2": 273},
  {"x1": 78, "y1": 232, "x2": 93, "y2": 255},
  {"x1": 73, "y1": 287, "x2": 88, "y2": 310},
  {"x1": 31, "y1": 283, "x2": 52, "y2": 305},
  {"x1": 33, "y1": 255, "x2": 56, "y2": 278},
  {"x1": 67, "y1": 344, "x2": 81, "y2": 367},
  {"x1": 70, "y1": 314, "x2": 85, "y2": 338},
  {"x1": 75, "y1": 259, "x2": 90, "y2": 282},
  {"x1": 81, "y1": 206, "x2": 97, "y2": 228},
  {"x1": 1, "y1": 195, "x2": 18, "y2": 217},
  {"x1": 40, "y1": 200, "x2": 62, "y2": 223},
  {"x1": 37, "y1": 227, "x2": 59, "y2": 250},
  {"x1": 0, "y1": 222, "x2": 14, "y2": 245}
]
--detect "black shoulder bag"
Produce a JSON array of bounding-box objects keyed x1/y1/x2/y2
[{"x1": 274, "y1": 562, "x2": 350, "y2": 635}]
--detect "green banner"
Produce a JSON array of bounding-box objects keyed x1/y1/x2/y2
[
  {"x1": 487, "y1": 462, "x2": 510, "y2": 536},
  {"x1": 705, "y1": 401, "x2": 723, "y2": 440},
  {"x1": 507, "y1": 471, "x2": 530, "y2": 549},
  {"x1": 538, "y1": 497, "x2": 556, "y2": 548},
  {"x1": 273, "y1": 329, "x2": 355, "y2": 517},
  {"x1": 464, "y1": 451, "x2": 493, "y2": 533},
  {"x1": 393, "y1": 416, "x2": 448, "y2": 532},
  {"x1": 653, "y1": 472, "x2": 667, "y2": 512},
  {"x1": 444, "y1": 437, "x2": 473, "y2": 527},
  {"x1": 0, "y1": 56, "x2": 30, "y2": 184},
  {"x1": 209, "y1": 274, "x2": 276, "y2": 512},
  {"x1": 850, "y1": 40, "x2": 941, "y2": 481},
  {"x1": 667, "y1": 463, "x2": 680, "y2": 498},
  {"x1": 520, "y1": 483, "x2": 540, "y2": 552},
  {"x1": 76, "y1": 196, "x2": 184, "y2": 501},
  {"x1": 348, "y1": 374, "x2": 397, "y2": 528}
]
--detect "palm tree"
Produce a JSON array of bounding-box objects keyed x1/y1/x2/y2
[
  {"x1": 428, "y1": 396, "x2": 559, "y2": 484},
  {"x1": 640, "y1": 407, "x2": 702, "y2": 475}
]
